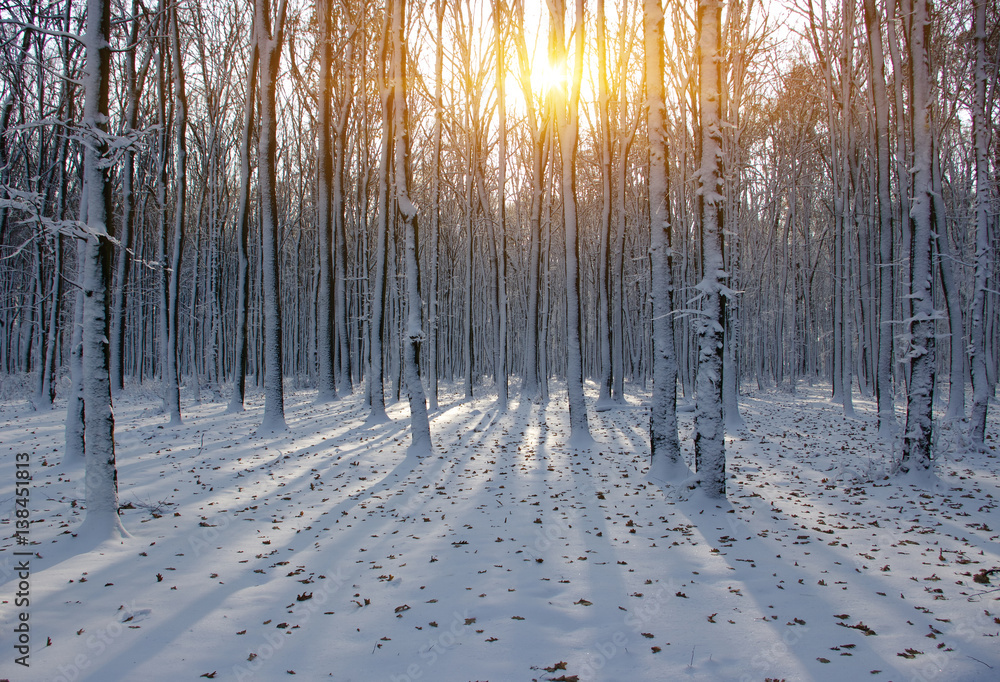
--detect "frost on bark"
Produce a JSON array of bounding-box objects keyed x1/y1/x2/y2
[
  {"x1": 79, "y1": 0, "x2": 126, "y2": 540},
  {"x1": 968, "y1": 0, "x2": 994, "y2": 444},
  {"x1": 389, "y1": 0, "x2": 431, "y2": 452},
  {"x1": 643, "y1": 0, "x2": 684, "y2": 479},
  {"x1": 900, "y1": 0, "x2": 935, "y2": 473},
  {"x1": 693, "y1": 0, "x2": 726, "y2": 497},
  {"x1": 550, "y1": 0, "x2": 592, "y2": 445},
  {"x1": 255, "y1": 0, "x2": 289, "y2": 432}
]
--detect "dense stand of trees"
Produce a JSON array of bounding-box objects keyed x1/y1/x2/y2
[{"x1": 0, "y1": 0, "x2": 998, "y2": 523}]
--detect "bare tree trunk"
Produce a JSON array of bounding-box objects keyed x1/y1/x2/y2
[
  {"x1": 333, "y1": 13, "x2": 355, "y2": 397},
  {"x1": 228, "y1": 38, "x2": 259, "y2": 413},
  {"x1": 255, "y1": 0, "x2": 289, "y2": 431},
  {"x1": 164, "y1": 3, "x2": 187, "y2": 426},
  {"x1": 493, "y1": 0, "x2": 508, "y2": 412},
  {"x1": 693, "y1": 0, "x2": 727, "y2": 497},
  {"x1": 969, "y1": 0, "x2": 994, "y2": 444},
  {"x1": 79, "y1": 0, "x2": 126, "y2": 539},
  {"x1": 390, "y1": 0, "x2": 431, "y2": 451},
  {"x1": 643, "y1": 0, "x2": 684, "y2": 478},
  {"x1": 65, "y1": 209, "x2": 86, "y2": 462},
  {"x1": 427, "y1": 0, "x2": 444, "y2": 412},
  {"x1": 315, "y1": 0, "x2": 337, "y2": 403},
  {"x1": 595, "y1": 0, "x2": 613, "y2": 411},
  {"x1": 900, "y1": 0, "x2": 935, "y2": 472},
  {"x1": 550, "y1": 0, "x2": 591, "y2": 444},
  {"x1": 863, "y1": 0, "x2": 897, "y2": 435},
  {"x1": 110, "y1": 1, "x2": 148, "y2": 397},
  {"x1": 511, "y1": 5, "x2": 547, "y2": 402},
  {"x1": 367, "y1": 8, "x2": 391, "y2": 422},
  {"x1": 931, "y1": 152, "x2": 964, "y2": 422}
]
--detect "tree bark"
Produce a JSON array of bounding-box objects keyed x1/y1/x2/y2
[
  {"x1": 643, "y1": 0, "x2": 684, "y2": 478},
  {"x1": 79, "y1": 0, "x2": 126, "y2": 539},
  {"x1": 900, "y1": 0, "x2": 935, "y2": 472},
  {"x1": 255, "y1": 0, "x2": 289, "y2": 431},
  {"x1": 693, "y1": 0, "x2": 727, "y2": 497}
]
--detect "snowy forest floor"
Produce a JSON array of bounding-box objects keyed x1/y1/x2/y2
[{"x1": 1, "y1": 381, "x2": 999, "y2": 682}]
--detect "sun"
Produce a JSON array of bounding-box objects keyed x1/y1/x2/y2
[{"x1": 533, "y1": 58, "x2": 568, "y2": 94}]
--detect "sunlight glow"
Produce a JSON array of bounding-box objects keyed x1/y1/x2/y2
[{"x1": 534, "y1": 58, "x2": 569, "y2": 94}]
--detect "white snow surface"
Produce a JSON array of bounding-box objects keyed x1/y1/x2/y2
[{"x1": 1, "y1": 383, "x2": 998, "y2": 682}]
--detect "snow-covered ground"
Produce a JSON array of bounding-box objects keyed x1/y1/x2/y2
[{"x1": 1, "y1": 382, "x2": 998, "y2": 682}]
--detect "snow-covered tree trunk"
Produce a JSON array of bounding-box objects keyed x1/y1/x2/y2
[
  {"x1": 550, "y1": 0, "x2": 592, "y2": 444},
  {"x1": 255, "y1": 0, "x2": 288, "y2": 431},
  {"x1": 900, "y1": 0, "x2": 935, "y2": 472},
  {"x1": 390, "y1": 0, "x2": 431, "y2": 452},
  {"x1": 693, "y1": 0, "x2": 727, "y2": 497},
  {"x1": 969, "y1": 0, "x2": 994, "y2": 444},
  {"x1": 643, "y1": 0, "x2": 683, "y2": 477},
  {"x1": 65, "y1": 227, "x2": 86, "y2": 462},
  {"x1": 228, "y1": 38, "x2": 258, "y2": 414},
  {"x1": 314, "y1": 0, "x2": 337, "y2": 404},
  {"x1": 79, "y1": 0, "x2": 126, "y2": 539},
  {"x1": 886, "y1": 0, "x2": 912, "y2": 393},
  {"x1": 862, "y1": 0, "x2": 896, "y2": 435}
]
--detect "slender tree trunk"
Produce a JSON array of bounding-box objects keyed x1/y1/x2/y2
[
  {"x1": 931, "y1": 153, "x2": 964, "y2": 422},
  {"x1": 390, "y1": 0, "x2": 431, "y2": 451},
  {"x1": 228, "y1": 39, "x2": 259, "y2": 413},
  {"x1": 65, "y1": 211, "x2": 87, "y2": 462},
  {"x1": 863, "y1": 0, "x2": 897, "y2": 434},
  {"x1": 110, "y1": 1, "x2": 147, "y2": 397},
  {"x1": 427, "y1": 0, "x2": 444, "y2": 412},
  {"x1": 493, "y1": 0, "x2": 508, "y2": 412},
  {"x1": 367, "y1": 9, "x2": 391, "y2": 422},
  {"x1": 315, "y1": 0, "x2": 337, "y2": 403},
  {"x1": 511, "y1": 5, "x2": 547, "y2": 401},
  {"x1": 334, "y1": 18, "x2": 355, "y2": 397},
  {"x1": 164, "y1": 4, "x2": 186, "y2": 426},
  {"x1": 969, "y1": 0, "x2": 994, "y2": 444},
  {"x1": 643, "y1": 0, "x2": 684, "y2": 477},
  {"x1": 550, "y1": 0, "x2": 591, "y2": 443},
  {"x1": 595, "y1": 0, "x2": 614, "y2": 411}
]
